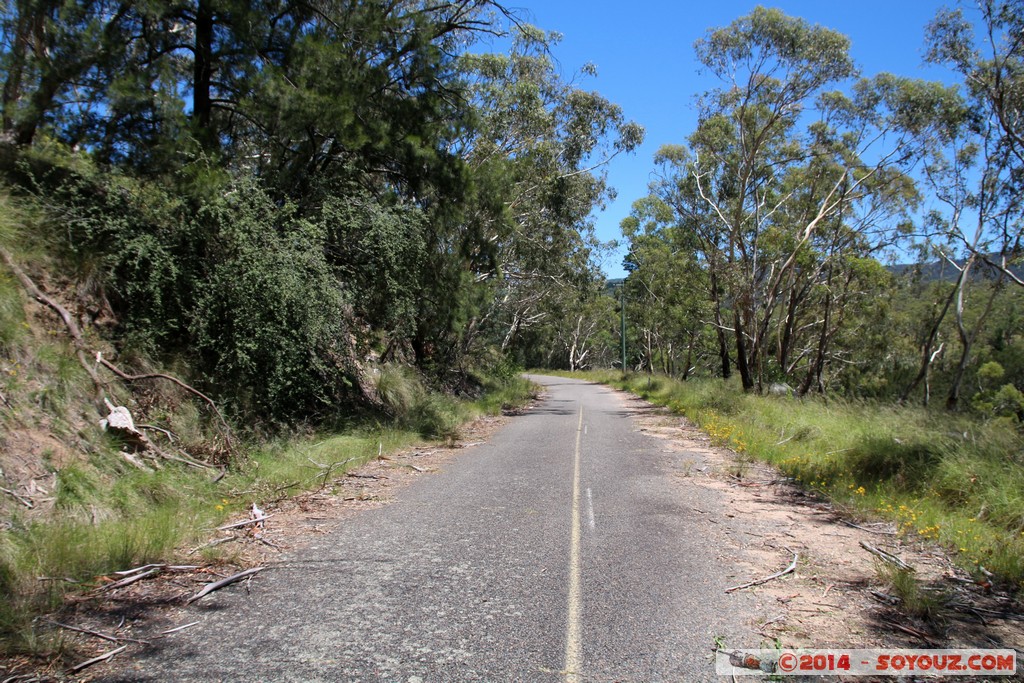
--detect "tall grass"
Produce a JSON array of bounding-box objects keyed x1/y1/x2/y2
[
  {"x1": 556, "y1": 370, "x2": 1024, "y2": 587},
  {"x1": 373, "y1": 363, "x2": 533, "y2": 442}
]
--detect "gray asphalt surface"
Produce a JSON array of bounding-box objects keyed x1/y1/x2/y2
[{"x1": 104, "y1": 375, "x2": 760, "y2": 682}]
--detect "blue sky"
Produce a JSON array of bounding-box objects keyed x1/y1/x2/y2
[{"x1": 512, "y1": 1, "x2": 964, "y2": 278}]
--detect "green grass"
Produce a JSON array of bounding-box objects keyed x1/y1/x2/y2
[
  {"x1": 547, "y1": 370, "x2": 1024, "y2": 588},
  {"x1": 875, "y1": 562, "x2": 949, "y2": 622}
]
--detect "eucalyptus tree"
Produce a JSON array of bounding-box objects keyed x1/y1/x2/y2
[
  {"x1": 455, "y1": 26, "x2": 644, "y2": 356},
  {"x1": 677, "y1": 7, "x2": 960, "y2": 393},
  {"x1": 918, "y1": 0, "x2": 1024, "y2": 408},
  {"x1": 621, "y1": 195, "x2": 713, "y2": 378}
]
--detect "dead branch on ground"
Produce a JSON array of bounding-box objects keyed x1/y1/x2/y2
[
  {"x1": 217, "y1": 515, "x2": 272, "y2": 531},
  {"x1": 842, "y1": 519, "x2": 896, "y2": 535},
  {"x1": 0, "y1": 247, "x2": 102, "y2": 388},
  {"x1": 187, "y1": 536, "x2": 240, "y2": 555},
  {"x1": 186, "y1": 567, "x2": 265, "y2": 604},
  {"x1": 725, "y1": 549, "x2": 799, "y2": 593},
  {"x1": 68, "y1": 645, "x2": 127, "y2": 673},
  {"x1": 98, "y1": 568, "x2": 161, "y2": 592},
  {"x1": 0, "y1": 486, "x2": 34, "y2": 508},
  {"x1": 860, "y1": 541, "x2": 913, "y2": 571}
]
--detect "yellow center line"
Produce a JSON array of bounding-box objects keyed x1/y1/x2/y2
[{"x1": 564, "y1": 404, "x2": 583, "y2": 681}]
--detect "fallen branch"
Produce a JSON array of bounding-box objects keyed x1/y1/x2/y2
[
  {"x1": 0, "y1": 486, "x2": 33, "y2": 509},
  {"x1": 68, "y1": 645, "x2": 127, "y2": 673},
  {"x1": 186, "y1": 567, "x2": 264, "y2": 604},
  {"x1": 113, "y1": 563, "x2": 165, "y2": 576},
  {"x1": 149, "y1": 447, "x2": 213, "y2": 470},
  {"x1": 881, "y1": 619, "x2": 940, "y2": 646},
  {"x1": 842, "y1": 520, "x2": 896, "y2": 535},
  {"x1": 947, "y1": 603, "x2": 1024, "y2": 622},
  {"x1": 48, "y1": 621, "x2": 118, "y2": 643},
  {"x1": 308, "y1": 456, "x2": 361, "y2": 491},
  {"x1": 0, "y1": 246, "x2": 102, "y2": 389},
  {"x1": 161, "y1": 621, "x2": 200, "y2": 635},
  {"x1": 725, "y1": 550, "x2": 799, "y2": 593},
  {"x1": 860, "y1": 541, "x2": 913, "y2": 571},
  {"x1": 187, "y1": 536, "x2": 239, "y2": 555},
  {"x1": 99, "y1": 568, "x2": 160, "y2": 591},
  {"x1": 96, "y1": 356, "x2": 234, "y2": 450},
  {"x1": 870, "y1": 589, "x2": 901, "y2": 605},
  {"x1": 217, "y1": 515, "x2": 272, "y2": 531},
  {"x1": 138, "y1": 424, "x2": 176, "y2": 442}
]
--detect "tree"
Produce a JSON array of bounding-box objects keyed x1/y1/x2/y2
[
  {"x1": 455, "y1": 26, "x2": 643, "y2": 359},
  {"x1": 680, "y1": 7, "x2": 958, "y2": 393},
  {"x1": 922, "y1": 0, "x2": 1024, "y2": 407},
  {"x1": 621, "y1": 195, "x2": 712, "y2": 378}
]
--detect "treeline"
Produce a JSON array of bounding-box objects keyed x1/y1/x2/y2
[
  {"x1": 521, "y1": 3, "x2": 1023, "y2": 422},
  {"x1": 0, "y1": 0, "x2": 642, "y2": 422}
]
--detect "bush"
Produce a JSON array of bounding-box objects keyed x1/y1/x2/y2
[{"x1": 187, "y1": 183, "x2": 360, "y2": 420}]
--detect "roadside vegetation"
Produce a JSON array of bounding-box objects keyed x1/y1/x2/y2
[
  {"x1": 552, "y1": 370, "x2": 1024, "y2": 588},
  {"x1": 1, "y1": 0, "x2": 1022, "y2": 664},
  {"x1": 0, "y1": 352, "x2": 533, "y2": 658}
]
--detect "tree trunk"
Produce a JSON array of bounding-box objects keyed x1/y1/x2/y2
[
  {"x1": 682, "y1": 335, "x2": 694, "y2": 380},
  {"x1": 799, "y1": 266, "x2": 834, "y2": 396},
  {"x1": 733, "y1": 306, "x2": 754, "y2": 391},
  {"x1": 946, "y1": 266, "x2": 1004, "y2": 410},
  {"x1": 900, "y1": 276, "x2": 960, "y2": 404},
  {"x1": 500, "y1": 311, "x2": 520, "y2": 352},
  {"x1": 14, "y1": 66, "x2": 62, "y2": 146},
  {"x1": 1, "y1": 4, "x2": 35, "y2": 134},
  {"x1": 710, "y1": 266, "x2": 731, "y2": 379},
  {"x1": 193, "y1": 0, "x2": 216, "y2": 149},
  {"x1": 778, "y1": 274, "x2": 800, "y2": 373}
]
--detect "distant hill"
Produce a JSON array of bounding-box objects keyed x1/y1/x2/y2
[
  {"x1": 888, "y1": 255, "x2": 1022, "y2": 284},
  {"x1": 604, "y1": 258, "x2": 1020, "y2": 288}
]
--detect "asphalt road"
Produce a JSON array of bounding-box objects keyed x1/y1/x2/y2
[{"x1": 104, "y1": 375, "x2": 761, "y2": 682}]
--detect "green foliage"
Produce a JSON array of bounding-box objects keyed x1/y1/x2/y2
[
  {"x1": 190, "y1": 186, "x2": 356, "y2": 420},
  {"x1": 318, "y1": 192, "x2": 425, "y2": 338},
  {"x1": 0, "y1": 269, "x2": 24, "y2": 350},
  {"x1": 408, "y1": 392, "x2": 465, "y2": 443},
  {"x1": 372, "y1": 364, "x2": 472, "y2": 441},
  {"x1": 875, "y1": 563, "x2": 948, "y2": 622},
  {"x1": 54, "y1": 464, "x2": 100, "y2": 511}
]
